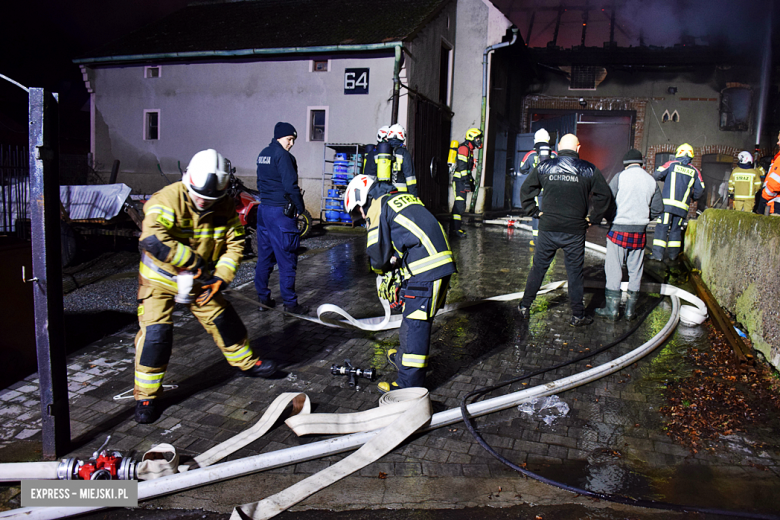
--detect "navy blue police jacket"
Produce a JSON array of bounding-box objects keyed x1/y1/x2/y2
[{"x1": 256, "y1": 139, "x2": 305, "y2": 214}]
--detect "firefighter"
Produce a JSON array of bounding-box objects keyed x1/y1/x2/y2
[
  {"x1": 518, "y1": 128, "x2": 557, "y2": 246},
  {"x1": 763, "y1": 132, "x2": 780, "y2": 216},
  {"x1": 450, "y1": 128, "x2": 483, "y2": 238},
  {"x1": 344, "y1": 175, "x2": 456, "y2": 391},
  {"x1": 134, "y1": 149, "x2": 277, "y2": 424},
  {"x1": 363, "y1": 125, "x2": 390, "y2": 180},
  {"x1": 376, "y1": 124, "x2": 418, "y2": 197},
  {"x1": 651, "y1": 143, "x2": 705, "y2": 262},
  {"x1": 728, "y1": 151, "x2": 763, "y2": 212}
]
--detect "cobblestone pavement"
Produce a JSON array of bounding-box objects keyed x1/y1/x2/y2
[{"x1": 1, "y1": 222, "x2": 779, "y2": 519}]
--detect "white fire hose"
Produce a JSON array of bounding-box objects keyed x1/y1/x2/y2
[{"x1": 0, "y1": 226, "x2": 707, "y2": 519}]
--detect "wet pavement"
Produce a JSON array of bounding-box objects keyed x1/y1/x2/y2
[{"x1": 1, "y1": 220, "x2": 779, "y2": 519}]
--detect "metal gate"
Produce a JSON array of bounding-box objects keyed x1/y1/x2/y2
[
  {"x1": 0, "y1": 144, "x2": 30, "y2": 239},
  {"x1": 412, "y1": 97, "x2": 452, "y2": 212}
]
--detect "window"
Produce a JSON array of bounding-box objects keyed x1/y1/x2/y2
[
  {"x1": 313, "y1": 60, "x2": 328, "y2": 72},
  {"x1": 567, "y1": 65, "x2": 607, "y2": 90},
  {"x1": 308, "y1": 107, "x2": 327, "y2": 141},
  {"x1": 145, "y1": 66, "x2": 160, "y2": 78},
  {"x1": 720, "y1": 86, "x2": 752, "y2": 131},
  {"x1": 144, "y1": 110, "x2": 160, "y2": 140}
]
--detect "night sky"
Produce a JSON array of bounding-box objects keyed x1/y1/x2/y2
[{"x1": 0, "y1": 0, "x2": 187, "y2": 150}]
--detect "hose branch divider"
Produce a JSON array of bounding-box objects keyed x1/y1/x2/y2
[{"x1": 0, "y1": 231, "x2": 709, "y2": 520}]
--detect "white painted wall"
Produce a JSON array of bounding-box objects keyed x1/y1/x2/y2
[{"x1": 90, "y1": 54, "x2": 397, "y2": 211}]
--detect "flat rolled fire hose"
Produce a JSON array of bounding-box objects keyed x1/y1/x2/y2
[
  {"x1": 231, "y1": 388, "x2": 431, "y2": 520},
  {"x1": 0, "y1": 295, "x2": 683, "y2": 520}
]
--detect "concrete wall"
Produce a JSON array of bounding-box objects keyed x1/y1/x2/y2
[
  {"x1": 685, "y1": 209, "x2": 780, "y2": 370},
  {"x1": 88, "y1": 54, "x2": 398, "y2": 212}
]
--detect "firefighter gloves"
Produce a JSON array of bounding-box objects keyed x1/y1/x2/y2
[
  {"x1": 378, "y1": 271, "x2": 403, "y2": 308},
  {"x1": 196, "y1": 276, "x2": 226, "y2": 306}
]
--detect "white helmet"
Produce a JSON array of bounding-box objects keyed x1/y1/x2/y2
[
  {"x1": 534, "y1": 128, "x2": 550, "y2": 144},
  {"x1": 344, "y1": 174, "x2": 374, "y2": 214},
  {"x1": 184, "y1": 149, "x2": 230, "y2": 200},
  {"x1": 388, "y1": 124, "x2": 406, "y2": 142},
  {"x1": 377, "y1": 126, "x2": 390, "y2": 143},
  {"x1": 738, "y1": 151, "x2": 753, "y2": 165}
]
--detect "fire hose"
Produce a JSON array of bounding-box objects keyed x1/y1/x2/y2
[{"x1": 0, "y1": 230, "x2": 712, "y2": 519}]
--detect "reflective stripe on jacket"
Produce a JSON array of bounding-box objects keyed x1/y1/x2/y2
[
  {"x1": 139, "y1": 182, "x2": 244, "y2": 293},
  {"x1": 653, "y1": 159, "x2": 705, "y2": 216},
  {"x1": 365, "y1": 192, "x2": 456, "y2": 281}
]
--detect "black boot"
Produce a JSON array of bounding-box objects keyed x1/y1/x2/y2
[
  {"x1": 624, "y1": 290, "x2": 640, "y2": 321},
  {"x1": 595, "y1": 289, "x2": 620, "y2": 321}
]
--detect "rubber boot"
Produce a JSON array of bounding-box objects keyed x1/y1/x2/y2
[
  {"x1": 595, "y1": 289, "x2": 620, "y2": 321},
  {"x1": 624, "y1": 290, "x2": 640, "y2": 321}
]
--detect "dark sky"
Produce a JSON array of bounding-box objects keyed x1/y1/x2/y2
[{"x1": 0, "y1": 0, "x2": 188, "y2": 148}]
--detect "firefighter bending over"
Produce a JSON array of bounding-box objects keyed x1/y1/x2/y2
[
  {"x1": 450, "y1": 128, "x2": 483, "y2": 238},
  {"x1": 134, "y1": 149, "x2": 277, "y2": 424},
  {"x1": 344, "y1": 175, "x2": 456, "y2": 392}
]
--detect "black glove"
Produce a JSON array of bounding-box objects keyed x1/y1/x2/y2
[
  {"x1": 464, "y1": 176, "x2": 475, "y2": 193},
  {"x1": 196, "y1": 276, "x2": 226, "y2": 306}
]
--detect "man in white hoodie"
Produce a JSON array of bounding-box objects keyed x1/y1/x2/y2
[{"x1": 596, "y1": 149, "x2": 663, "y2": 321}]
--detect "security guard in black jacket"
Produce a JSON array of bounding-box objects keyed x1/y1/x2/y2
[
  {"x1": 344, "y1": 175, "x2": 455, "y2": 391},
  {"x1": 518, "y1": 134, "x2": 612, "y2": 327}
]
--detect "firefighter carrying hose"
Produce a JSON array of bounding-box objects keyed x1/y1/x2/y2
[
  {"x1": 134, "y1": 149, "x2": 277, "y2": 424},
  {"x1": 519, "y1": 128, "x2": 557, "y2": 246},
  {"x1": 651, "y1": 143, "x2": 705, "y2": 262},
  {"x1": 450, "y1": 128, "x2": 483, "y2": 238},
  {"x1": 344, "y1": 175, "x2": 456, "y2": 392}
]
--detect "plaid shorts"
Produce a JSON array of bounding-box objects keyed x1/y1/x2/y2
[{"x1": 607, "y1": 230, "x2": 646, "y2": 250}]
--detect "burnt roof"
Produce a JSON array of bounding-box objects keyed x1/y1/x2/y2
[{"x1": 77, "y1": 0, "x2": 450, "y2": 63}]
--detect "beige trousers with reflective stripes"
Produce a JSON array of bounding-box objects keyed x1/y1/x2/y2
[{"x1": 134, "y1": 285, "x2": 257, "y2": 400}]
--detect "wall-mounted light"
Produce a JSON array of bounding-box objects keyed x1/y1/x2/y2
[
  {"x1": 668, "y1": 86, "x2": 678, "y2": 95},
  {"x1": 579, "y1": 98, "x2": 587, "y2": 107}
]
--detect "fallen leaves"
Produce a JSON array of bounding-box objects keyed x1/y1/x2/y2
[{"x1": 659, "y1": 326, "x2": 780, "y2": 453}]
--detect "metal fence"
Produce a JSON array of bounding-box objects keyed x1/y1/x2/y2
[{"x1": 0, "y1": 144, "x2": 30, "y2": 239}]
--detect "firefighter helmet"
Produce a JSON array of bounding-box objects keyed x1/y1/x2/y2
[
  {"x1": 377, "y1": 126, "x2": 390, "y2": 143},
  {"x1": 738, "y1": 151, "x2": 753, "y2": 165},
  {"x1": 344, "y1": 174, "x2": 375, "y2": 213},
  {"x1": 184, "y1": 149, "x2": 231, "y2": 201},
  {"x1": 465, "y1": 127, "x2": 483, "y2": 149},
  {"x1": 388, "y1": 124, "x2": 406, "y2": 142},
  {"x1": 534, "y1": 128, "x2": 550, "y2": 144},
  {"x1": 675, "y1": 143, "x2": 694, "y2": 159}
]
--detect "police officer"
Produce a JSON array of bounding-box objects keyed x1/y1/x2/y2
[
  {"x1": 377, "y1": 124, "x2": 418, "y2": 197},
  {"x1": 518, "y1": 128, "x2": 557, "y2": 246},
  {"x1": 254, "y1": 122, "x2": 309, "y2": 314},
  {"x1": 363, "y1": 125, "x2": 390, "y2": 180},
  {"x1": 451, "y1": 128, "x2": 483, "y2": 238},
  {"x1": 518, "y1": 134, "x2": 612, "y2": 327},
  {"x1": 344, "y1": 175, "x2": 456, "y2": 391},
  {"x1": 134, "y1": 149, "x2": 277, "y2": 424},
  {"x1": 651, "y1": 143, "x2": 705, "y2": 262}
]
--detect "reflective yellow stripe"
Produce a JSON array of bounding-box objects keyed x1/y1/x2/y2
[
  {"x1": 171, "y1": 243, "x2": 192, "y2": 268},
  {"x1": 224, "y1": 343, "x2": 252, "y2": 361},
  {"x1": 395, "y1": 184, "x2": 408, "y2": 192},
  {"x1": 452, "y1": 214, "x2": 462, "y2": 220},
  {"x1": 139, "y1": 258, "x2": 177, "y2": 289},
  {"x1": 367, "y1": 228, "x2": 378, "y2": 247},
  {"x1": 135, "y1": 371, "x2": 165, "y2": 388},
  {"x1": 406, "y1": 251, "x2": 453, "y2": 275},
  {"x1": 216, "y1": 257, "x2": 238, "y2": 273},
  {"x1": 395, "y1": 214, "x2": 436, "y2": 254},
  {"x1": 401, "y1": 353, "x2": 428, "y2": 367},
  {"x1": 406, "y1": 176, "x2": 417, "y2": 185},
  {"x1": 668, "y1": 240, "x2": 682, "y2": 247},
  {"x1": 663, "y1": 198, "x2": 689, "y2": 211},
  {"x1": 653, "y1": 239, "x2": 667, "y2": 247},
  {"x1": 147, "y1": 205, "x2": 174, "y2": 220}
]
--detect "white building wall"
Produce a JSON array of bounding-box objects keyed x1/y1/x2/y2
[{"x1": 90, "y1": 54, "x2": 396, "y2": 210}]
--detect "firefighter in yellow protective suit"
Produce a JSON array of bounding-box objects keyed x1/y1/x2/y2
[
  {"x1": 728, "y1": 151, "x2": 763, "y2": 212},
  {"x1": 134, "y1": 149, "x2": 277, "y2": 424}
]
